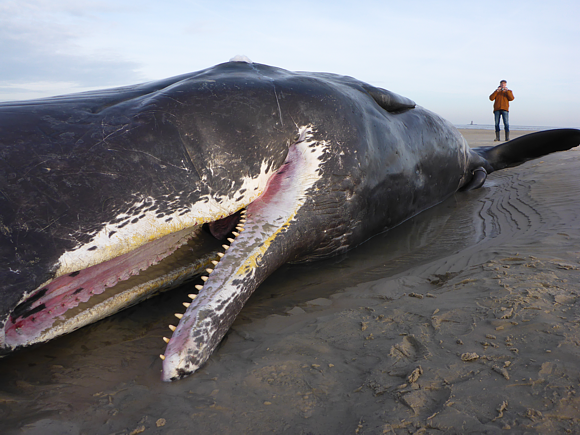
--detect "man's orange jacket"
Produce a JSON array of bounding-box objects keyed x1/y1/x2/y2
[{"x1": 489, "y1": 89, "x2": 514, "y2": 112}]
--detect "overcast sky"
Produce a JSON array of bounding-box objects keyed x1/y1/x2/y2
[{"x1": 1, "y1": 0, "x2": 578, "y2": 127}]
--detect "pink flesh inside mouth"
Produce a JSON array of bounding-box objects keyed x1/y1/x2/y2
[{"x1": 4, "y1": 226, "x2": 201, "y2": 348}]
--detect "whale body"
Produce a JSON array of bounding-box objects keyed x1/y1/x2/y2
[{"x1": 0, "y1": 61, "x2": 578, "y2": 381}]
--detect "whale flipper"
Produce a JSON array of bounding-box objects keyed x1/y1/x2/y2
[
  {"x1": 460, "y1": 167, "x2": 487, "y2": 191},
  {"x1": 475, "y1": 129, "x2": 580, "y2": 172}
]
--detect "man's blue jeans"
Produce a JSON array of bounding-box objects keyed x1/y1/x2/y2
[{"x1": 494, "y1": 110, "x2": 509, "y2": 132}]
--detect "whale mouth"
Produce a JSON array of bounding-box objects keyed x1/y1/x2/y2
[
  {"x1": 0, "y1": 124, "x2": 306, "y2": 352},
  {"x1": 1, "y1": 213, "x2": 243, "y2": 352},
  {"x1": 0, "y1": 124, "x2": 328, "y2": 383}
]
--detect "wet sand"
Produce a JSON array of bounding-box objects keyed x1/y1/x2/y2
[
  {"x1": 459, "y1": 129, "x2": 539, "y2": 147},
  {"x1": 1, "y1": 129, "x2": 580, "y2": 434}
]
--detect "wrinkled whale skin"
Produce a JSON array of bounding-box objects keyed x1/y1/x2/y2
[{"x1": 1, "y1": 61, "x2": 578, "y2": 382}]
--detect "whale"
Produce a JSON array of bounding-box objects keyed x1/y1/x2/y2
[{"x1": 0, "y1": 60, "x2": 579, "y2": 381}]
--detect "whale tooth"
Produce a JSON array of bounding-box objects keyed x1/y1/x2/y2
[
  {"x1": 222, "y1": 244, "x2": 230, "y2": 250},
  {"x1": 227, "y1": 238, "x2": 234, "y2": 243},
  {"x1": 211, "y1": 260, "x2": 219, "y2": 265},
  {"x1": 195, "y1": 284, "x2": 203, "y2": 291},
  {"x1": 175, "y1": 313, "x2": 183, "y2": 319},
  {"x1": 188, "y1": 294, "x2": 197, "y2": 300},
  {"x1": 206, "y1": 268, "x2": 213, "y2": 274},
  {"x1": 232, "y1": 231, "x2": 239, "y2": 237},
  {"x1": 201, "y1": 276, "x2": 208, "y2": 282},
  {"x1": 183, "y1": 302, "x2": 190, "y2": 308},
  {"x1": 169, "y1": 325, "x2": 176, "y2": 331},
  {"x1": 163, "y1": 337, "x2": 170, "y2": 343},
  {"x1": 160, "y1": 354, "x2": 166, "y2": 360},
  {"x1": 217, "y1": 252, "x2": 225, "y2": 258}
]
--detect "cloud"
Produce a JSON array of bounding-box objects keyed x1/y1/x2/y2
[{"x1": 0, "y1": 0, "x2": 142, "y2": 100}]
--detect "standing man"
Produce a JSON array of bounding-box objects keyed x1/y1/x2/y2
[{"x1": 489, "y1": 80, "x2": 514, "y2": 141}]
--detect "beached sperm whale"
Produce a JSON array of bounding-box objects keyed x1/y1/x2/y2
[{"x1": 1, "y1": 60, "x2": 579, "y2": 381}]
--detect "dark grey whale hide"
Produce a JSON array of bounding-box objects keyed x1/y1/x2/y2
[{"x1": 1, "y1": 60, "x2": 578, "y2": 381}]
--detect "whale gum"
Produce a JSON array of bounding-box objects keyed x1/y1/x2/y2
[{"x1": 1, "y1": 129, "x2": 580, "y2": 434}]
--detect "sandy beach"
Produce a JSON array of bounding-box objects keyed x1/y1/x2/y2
[
  {"x1": 1, "y1": 129, "x2": 579, "y2": 434},
  {"x1": 459, "y1": 129, "x2": 539, "y2": 148}
]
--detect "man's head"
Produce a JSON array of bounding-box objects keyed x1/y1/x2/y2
[{"x1": 500, "y1": 80, "x2": 507, "y2": 89}]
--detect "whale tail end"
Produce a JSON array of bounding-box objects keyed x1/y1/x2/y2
[{"x1": 474, "y1": 129, "x2": 580, "y2": 173}]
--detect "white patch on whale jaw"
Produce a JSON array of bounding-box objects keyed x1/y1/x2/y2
[
  {"x1": 53, "y1": 160, "x2": 278, "y2": 282},
  {"x1": 1, "y1": 154, "x2": 281, "y2": 351}
]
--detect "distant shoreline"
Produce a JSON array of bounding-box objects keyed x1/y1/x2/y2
[{"x1": 455, "y1": 124, "x2": 557, "y2": 131}]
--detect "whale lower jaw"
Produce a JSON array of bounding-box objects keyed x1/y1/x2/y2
[{"x1": 161, "y1": 126, "x2": 329, "y2": 381}]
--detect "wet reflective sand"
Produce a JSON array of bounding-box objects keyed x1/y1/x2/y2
[{"x1": 1, "y1": 130, "x2": 579, "y2": 434}]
